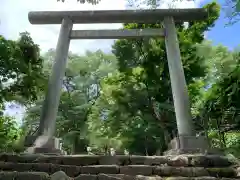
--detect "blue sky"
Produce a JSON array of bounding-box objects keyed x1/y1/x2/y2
[
  {"x1": 201, "y1": 0, "x2": 240, "y2": 49},
  {"x1": 1, "y1": 0, "x2": 239, "y2": 53}
]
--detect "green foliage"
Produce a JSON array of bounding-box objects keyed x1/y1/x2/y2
[
  {"x1": 197, "y1": 47, "x2": 240, "y2": 131},
  {"x1": 14, "y1": 1, "x2": 239, "y2": 156},
  {"x1": 0, "y1": 32, "x2": 46, "y2": 153},
  {"x1": 225, "y1": 132, "x2": 240, "y2": 156},
  {"x1": 209, "y1": 131, "x2": 240, "y2": 157},
  {"x1": 86, "y1": 2, "x2": 220, "y2": 155},
  {"x1": 23, "y1": 50, "x2": 118, "y2": 153},
  {"x1": 195, "y1": 41, "x2": 240, "y2": 157},
  {"x1": 0, "y1": 116, "x2": 20, "y2": 152},
  {"x1": 0, "y1": 32, "x2": 45, "y2": 104}
]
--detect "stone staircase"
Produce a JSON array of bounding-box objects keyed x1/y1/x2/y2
[{"x1": 0, "y1": 153, "x2": 239, "y2": 180}]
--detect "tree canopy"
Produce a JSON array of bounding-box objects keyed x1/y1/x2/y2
[{"x1": 0, "y1": 32, "x2": 45, "y2": 106}]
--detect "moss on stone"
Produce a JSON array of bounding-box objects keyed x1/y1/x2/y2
[
  {"x1": 206, "y1": 168, "x2": 236, "y2": 178},
  {"x1": 0, "y1": 171, "x2": 50, "y2": 180}
]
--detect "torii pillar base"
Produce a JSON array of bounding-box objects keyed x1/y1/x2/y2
[
  {"x1": 24, "y1": 135, "x2": 64, "y2": 155},
  {"x1": 164, "y1": 135, "x2": 224, "y2": 155}
]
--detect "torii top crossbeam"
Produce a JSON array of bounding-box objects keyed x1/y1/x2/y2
[{"x1": 28, "y1": 8, "x2": 208, "y2": 24}]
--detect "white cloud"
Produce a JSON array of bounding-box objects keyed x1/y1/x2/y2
[
  {"x1": 1, "y1": 0, "x2": 127, "y2": 54},
  {"x1": 1, "y1": 0, "x2": 202, "y2": 55},
  {"x1": 159, "y1": 0, "x2": 201, "y2": 9},
  {"x1": 3, "y1": 103, "x2": 25, "y2": 125},
  {"x1": 0, "y1": 0, "x2": 203, "y2": 123}
]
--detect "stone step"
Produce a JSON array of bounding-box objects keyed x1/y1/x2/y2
[
  {"x1": 0, "y1": 172, "x2": 239, "y2": 180},
  {"x1": 0, "y1": 154, "x2": 233, "y2": 167},
  {"x1": 0, "y1": 162, "x2": 237, "y2": 178}
]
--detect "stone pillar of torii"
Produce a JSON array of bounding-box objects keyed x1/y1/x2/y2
[{"x1": 25, "y1": 8, "x2": 212, "y2": 154}]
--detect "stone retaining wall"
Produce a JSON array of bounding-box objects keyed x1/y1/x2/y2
[
  {"x1": 0, "y1": 171, "x2": 239, "y2": 180},
  {"x1": 0, "y1": 154, "x2": 239, "y2": 180},
  {"x1": 0, "y1": 162, "x2": 237, "y2": 177},
  {"x1": 0, "y1": 154, "x2": 233, "y2": 167}
]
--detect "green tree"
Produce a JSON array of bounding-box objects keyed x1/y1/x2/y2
[
  {"x1": 23, "y1": 50, "x2": 118, "y2": 154},
  {"x1": 201, "y1": 56, "x2": 239, "y2": 149},
  {"x1": 0, "y1": 32, "x2": 45, "y2": 105},
  {"x1": 0, "y1": 116, "x2": 20, "y2": 152},
  {"x1": 193, "y1": 40, "x2": 240, "y2": 156},
  {"x1": 0, "y1": 32, "x2": 44, "y2": 153},
  {"x1": 87, "y1": 2, "x2": 220, "y2": 155}
]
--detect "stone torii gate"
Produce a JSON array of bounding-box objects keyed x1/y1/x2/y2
[{"x1": 26, "y1": 8, "x2": 210, "y2": 154}]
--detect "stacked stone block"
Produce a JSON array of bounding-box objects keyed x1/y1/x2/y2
[{"x1": 0, "y1": 154, "x2": 239, "y2": 180}]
